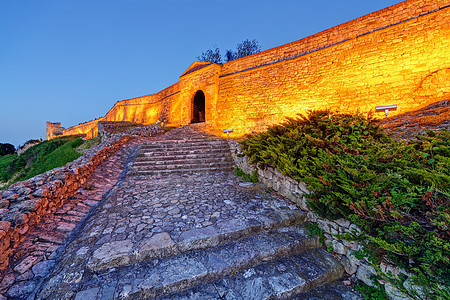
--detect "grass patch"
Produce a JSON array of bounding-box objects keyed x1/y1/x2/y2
[
  {"x1": 233, "y1": 167, "x2": 258, "y2": 183},
  {"x1": 0, "y1": 154, "x2": 17, "y2": 183},
  {"x1": 1, "y1": 135, "x2": 100, "y2": 189},
  {"x1": 77, "y1": 135, "x2": 101, "y2": 151}
]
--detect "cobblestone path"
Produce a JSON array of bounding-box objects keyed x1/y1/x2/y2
[{"x1": 8, "y1": 125, "x2": 361, "y2": 299}]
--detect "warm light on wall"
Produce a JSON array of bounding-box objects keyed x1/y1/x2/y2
[{"x1": 48, "y1": 0, "x2": 449, "y2": 140}]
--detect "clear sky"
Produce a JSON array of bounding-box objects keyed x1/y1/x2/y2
[{"x1": 1, "y1": 0, "x2": 404, "y2": 147}]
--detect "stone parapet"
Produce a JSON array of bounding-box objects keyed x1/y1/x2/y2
[{"x1": 0, "y1": 134, "x2": 132, "y2": 276}]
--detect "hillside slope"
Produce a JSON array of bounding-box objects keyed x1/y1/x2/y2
[{"x1": 0, "y1": 135, "x2": 99, "y2": 189}]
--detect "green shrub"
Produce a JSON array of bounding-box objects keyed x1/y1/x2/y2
[
  {"x1": 233, "y1": 167, "x2": 258, "y2": 183},
  {"x1": 305, "y1": 222, "x2": 325, "y2": 243},
  {"x1": 355, "y1": 280, "x2": 389, "y2": 300},
  {"x1": 240, "y1": 110, "x2": 449, "y2": 298}
]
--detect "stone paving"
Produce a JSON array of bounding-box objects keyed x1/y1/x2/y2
[
  {"x1": 0, "y1": 136, "x2": 155, "y2": 299},
  {"x1": 2, "y1": 126, "x2": 362, "y2": 299}
]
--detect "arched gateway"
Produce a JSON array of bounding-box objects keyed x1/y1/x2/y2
[{"x1": 191, "y1": 90, "x2": 205, "y2": 123}]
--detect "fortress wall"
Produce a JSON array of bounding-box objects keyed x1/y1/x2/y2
[
  {"x1": 102, "y1": 82, "x2": 181, "y2": 125},
  {"x1": 219, "y1": 0, "x2": 446, "y2": 77},
  {"x1": 57, "y1": 83, "x2": 180, "y2": 139},
  {"x1": 62, "y1": 119, "x2": 101, "y2": 139},
  {"x1": 214, "y1": 1, "x2": 450, "y2": 135},
  {"x1": 46, "y1": 122, "x2": 64, "y2": 140},
  {"x1": 179, "y1": 64, "x2": 221, "y2": 127},
  {"x1": 53, "y1": 0, "x2": 449, "y2": 139}
]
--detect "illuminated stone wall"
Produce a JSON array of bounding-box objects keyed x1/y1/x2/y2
[
  {"x1": 51, "y1": 0, "x2": 450, "y2": 139},
  {"x1": 46, "y1": 122, "x2": 64, "y2": 140},
  {"x1": 213, "y1": 0, "x2": 450, "y2": 136}
]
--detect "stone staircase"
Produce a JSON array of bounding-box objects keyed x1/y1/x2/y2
[
  {"x1": 35, "y1": 125, "x2": 358, "y2": 299},
  {"x1": 74, "y1": 214, "x2": 346, "y2": 300},
  {"x1": 130, "y1": 125, "x2": 234, "y2": 176}
]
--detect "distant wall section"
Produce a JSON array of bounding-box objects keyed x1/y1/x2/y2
[{"x1": 46, "y1": 122, "x2": 64, "y2": 140}]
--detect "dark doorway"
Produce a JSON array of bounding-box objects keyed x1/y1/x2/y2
[{"x1": 192, "y1": 90, "x2": 205, "y2": 123}]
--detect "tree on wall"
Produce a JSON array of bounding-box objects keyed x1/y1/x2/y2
[
  {"x1": 196, "y1": 45, "x2": 222, "y2": 64},
  {"x1": 197, "y1": 39, "x2": 262, "y2": 64},
  {"x1": 226, "y1": 39, "x2": 261, "y2": 62}
]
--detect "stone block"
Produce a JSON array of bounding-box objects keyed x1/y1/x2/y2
[
  {"x1": 331, "y1": 240, "x2": 347, "y2": 255},
  {"x1": 340, "y1": 256, "x2": 358, "y2": 274},
  {"x1": 87, "y1": 239, "x2": 134, "y2": 271},
  {"x1": 297, "y1": 182, "x2": 310, "y2": 194},
  {"x1": 32, "y1": 260, "x2": 55, "y2": 278},
  {"x1": 0, "y1": 221, "x2": 11, "y2": 232},
  {"x1": 346, "y1": 250, "x2": 361, "y2": 267},
  {"x1": 356, "y1": 263, "x2": 376, "y2": 287},
  {"x1": 403, "y1": 277, "x2": 425, "y2": 299},
  {"x1": 342, "y1": 240, "x2": 360, "y2": 251},
  {"x1": 306, "y1": 211, "x2": 318, "y2": 222},
  {"x1": 13, "y1": 256, "x2": 42, "y2": 274},
  {"x1": 385, "y1": 283, "x2": 409, "y2": 300},
  {"x1": 299, "y1": 197, "x2": 309, "y2": 211},
  {"x1": 348, "y1": 224, "x2": 362, "y2": 234},
  {"x1": 177, "y1": 226, "x2": 219, "y2": 252},
  {"x1": 316, "y1": 219, "x2": 329, "y2": 233},
  {"x1": 335, "y1": 218, "x2": 351, "y2": 228},
  {"x1": 74, "y1": 288, "x2": 99, "y2": 300}
]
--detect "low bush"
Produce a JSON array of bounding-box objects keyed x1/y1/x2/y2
[
  {"x1": 233, "y1": 167, "x2": 258, "y2": 183},
  {"x1": 240, "y1": 110, "x2": 449, "y2": 299}
]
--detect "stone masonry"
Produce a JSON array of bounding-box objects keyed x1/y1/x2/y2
[
  {"x1": 229, "y1": 141, "x2": 424, "y2": 299},
  {"x1": 50, "y1": 0, "x2": 449, "y2": 140}
]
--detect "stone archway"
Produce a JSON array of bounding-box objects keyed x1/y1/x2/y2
[{"x1": 191, "y1": 90, "x2": 205, "y2": 123}]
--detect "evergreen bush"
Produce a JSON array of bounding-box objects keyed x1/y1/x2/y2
[{"x1": 240, "y1": 110, "x2": 449, "y2": 298}]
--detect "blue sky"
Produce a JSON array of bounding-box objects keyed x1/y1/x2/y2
[{"x1": 0, "y1": 0, "x2": 403, "y2": 147}]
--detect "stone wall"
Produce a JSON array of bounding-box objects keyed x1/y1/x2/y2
[
  {"x1": 215, "y1": 0, "x2": 449, "y2": 136},
  {"x1": 45, "y1": 122, "x2": 64, "y2": 140},
  {"x1": 50, "y1": 0, "x2": 449, "y2": 141},
  {"x1": 0, "y1": 134, "x2": 132, "y2": 276},
  {"x1": 228, "y1": 140, "x2": 418, "y2": 298},
  {"x1": 98, "y1": 122, "x2": 165, "y2": 140}
]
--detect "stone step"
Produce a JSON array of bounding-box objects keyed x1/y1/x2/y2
[
  {"x1": 121, "y1": 248, "x2": 343, "y2": 299},
  {"x1": 141, "y1": 139, "x2": 229, "y2": 148},
  {"x1": 289, "y1": 280, "x2": 362, "y2": 299},
  {"x1": 137, "y1": 148, "x2": 231, "y2": 158},
  {"x1": 134, "y1": 157, "x2": 232, "y2": 167},
  {"x1": 133, "y1": 161, "x2": 234, "y2": 171},
  {"x1": 140, "y1": 144, "x2": 229, "y2": 152},
  {"x1": 86, "y1": 211, "x2": 307, "y2": 272},
  {"x1": 134, "y1": 152, "x2": 233, "y2": 163},
  {"x1": 71, "y1": 225, "x2": 339, "y2": 300},
  {"x1": 129, "y1": 166, "x2": 235, "y2": 176}
]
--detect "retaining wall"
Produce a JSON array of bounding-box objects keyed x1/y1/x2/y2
[{"x1": 228, "y1": 140, "x2": 421, "y2": 298}]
